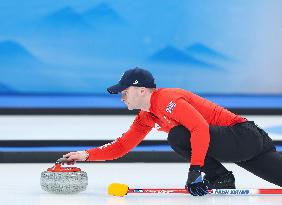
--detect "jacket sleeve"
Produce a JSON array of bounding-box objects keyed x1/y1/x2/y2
[
  {"x1": 86, "y1": 113, "x2": 154, "y2": 161},
  {"x1": 165, "y1": 98, "x2": 210, "y2": 166}
]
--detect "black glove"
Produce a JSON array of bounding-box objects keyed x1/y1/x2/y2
[{"x1": 186, "y1": 165, "x2": 208, "y2": 196}]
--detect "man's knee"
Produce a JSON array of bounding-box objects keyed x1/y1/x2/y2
[{"x1": 167, "y1": 125, "x2": 191, "y2": 148}]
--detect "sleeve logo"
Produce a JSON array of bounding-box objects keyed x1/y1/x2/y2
[
  {"x1": 166, "y1": 101, "x2": 176, "y2": 113},
  {"x1": 99, "y1": 140, "x2": 117, "y2": 150}
]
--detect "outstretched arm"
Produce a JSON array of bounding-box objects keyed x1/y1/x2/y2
[{"x1": 62, "y1": 112, "x2": 154, "y2": 163}]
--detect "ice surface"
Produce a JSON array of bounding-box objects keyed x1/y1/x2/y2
[{"x1": 0, "y1": 163, "x2": 281, "y2": 205}]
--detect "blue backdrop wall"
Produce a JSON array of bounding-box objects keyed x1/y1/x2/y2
[{"x1": 0, "y1": 0, "x2": 282, "y2": 107}]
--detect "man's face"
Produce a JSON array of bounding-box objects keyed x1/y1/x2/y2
[{"x1": 121, "y1": 86, "x2": 143, "y2": 110}]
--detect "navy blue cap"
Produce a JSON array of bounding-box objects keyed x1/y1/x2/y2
[{"x1": 107, "y1": 67, "x2": 156, "y2": 94}]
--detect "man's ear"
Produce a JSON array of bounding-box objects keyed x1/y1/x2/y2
[{"x1": 140, "y1": 87, "x2": 146, "y2": 95}]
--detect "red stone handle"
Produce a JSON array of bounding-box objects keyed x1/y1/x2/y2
[{"x1": 47, "y1": 163, "x2": 81, "y2": 172}]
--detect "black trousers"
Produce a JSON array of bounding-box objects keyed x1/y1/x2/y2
[{"x1": 167, "y1": 121, "x2": 282, "y2": 187}]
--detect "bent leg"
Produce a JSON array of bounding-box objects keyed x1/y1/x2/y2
[
  {"x1": 236, "y1": 148, "x2": 282, "y2": 187},
  {"x1": 167, "y1": 125, "x2": 229, "y2": 177},
  {"x1": 209, "y1": 121, "x2": 282, "y2": 186}
]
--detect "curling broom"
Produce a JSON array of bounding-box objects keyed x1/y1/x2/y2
[{"x1": 108, "y1": 183, "x2": 282, "y2": 197}]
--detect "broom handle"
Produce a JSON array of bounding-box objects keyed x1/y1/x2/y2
[{"x1": 128, "y1": 188, "x2": 282, "y2": 195}]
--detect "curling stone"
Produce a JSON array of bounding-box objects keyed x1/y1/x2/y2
[{"x1": 40, "y1": 162, "x2": 88, "y2": 194}]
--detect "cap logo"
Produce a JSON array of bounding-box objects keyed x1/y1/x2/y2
[
  {"x1": 133, "y1": 80, "x2": 139, "y2": 85},
  {"x1": 119, "y1": 73, "x2": 125, "y2": 81}
]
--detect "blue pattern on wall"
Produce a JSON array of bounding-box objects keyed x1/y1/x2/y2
[{"x1": 0, "y1": 1, "x2": 281, "y2": 95}]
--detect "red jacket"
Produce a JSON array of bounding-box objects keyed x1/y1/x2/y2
[{"x1": 86, "y1": 88, "x2": 246, "y2": 166}]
